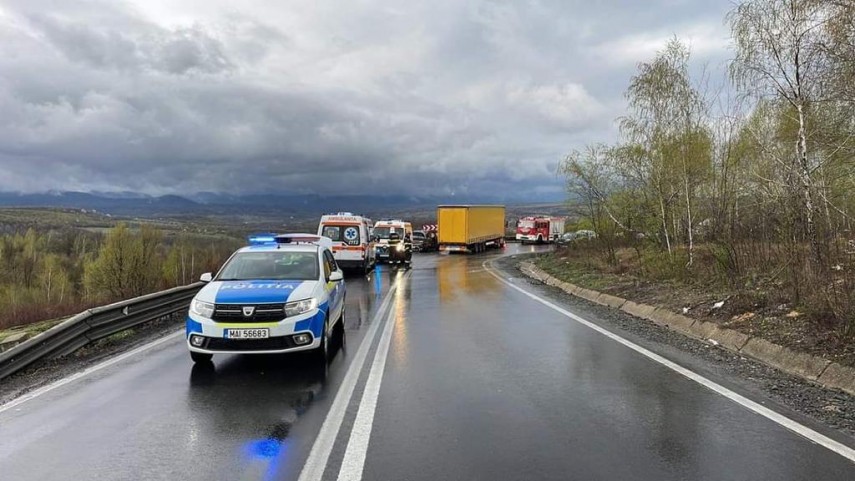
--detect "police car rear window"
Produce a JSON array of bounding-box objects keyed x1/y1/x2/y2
[{"x1": 216, "y1": 252, "x2": 319, "y2": 281}]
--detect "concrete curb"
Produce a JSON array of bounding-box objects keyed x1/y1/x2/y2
[
  {"x1": 741, "y1": 338, "x2": 831, "y2": 381},
  {"x1": 620, "y1": 301, "x2": 656, "y2": 322},
  {"x1": 519, "y1": 262, "x2": 855, "y2": 397}
]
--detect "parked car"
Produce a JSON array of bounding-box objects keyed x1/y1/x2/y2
[
  {"x1": 557, "y1": 232, "x2": 576, "y2": 244},
  {"x1": 412, "y1": 230, "x2": 438, "y2": 252}
]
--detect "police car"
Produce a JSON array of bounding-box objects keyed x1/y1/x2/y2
[{"x1": 186, "y1": 234, "x2": 346, "y2": 364}]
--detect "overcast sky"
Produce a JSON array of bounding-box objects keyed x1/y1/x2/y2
[{"x1": 0, "y1": 0, "x2": 732, "y2": 198}]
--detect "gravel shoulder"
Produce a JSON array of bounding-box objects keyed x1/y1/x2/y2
[
  {"x1": 496, "y1": 254, "x2": 855, "y2": 441},
  {"x1": 534, "y1": 250, "x2": 855, "y2": 368}
]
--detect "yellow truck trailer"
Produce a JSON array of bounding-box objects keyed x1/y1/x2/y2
[{"x1": 437, "y1": 205, "x2": 506, "y2": 253}]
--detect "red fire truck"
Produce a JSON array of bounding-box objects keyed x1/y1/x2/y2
[{"x1": 516, "y1": 216, "x2": 566, "y2": 244}]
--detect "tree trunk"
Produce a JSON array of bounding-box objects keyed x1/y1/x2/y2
[
  {"x1": 796, "y1": 102, "x2": 820, "y2": 265},
  {"x1": 685, "y1": 175, "x2": 694, "y2": 267},
  {"x1": 659, "y1": 195, "x2": 672, "y2": 255},
  {"x1": 45, "y1": 268, "x2": 52, "y2": 304}
]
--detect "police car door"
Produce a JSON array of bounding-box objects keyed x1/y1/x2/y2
[{"x1": 323, "y1": 250, "x2": 345, "y2": 321}]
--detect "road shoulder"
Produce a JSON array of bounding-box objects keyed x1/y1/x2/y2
[
  {"x1": 494, "y1": 254, "x2": 855, "y2": 441},
  {"x1": 0, "y1": 314, "x2": 183, "y2": 406}
]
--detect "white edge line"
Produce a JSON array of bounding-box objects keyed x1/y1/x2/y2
[
  {"x1": 336, "y1": 287, "x2": 398, "y2": 481},
  {"x1": 0, "y1": 329, "x2": 184, "y2": 414},
  {"x1": 298, "y1": 272, "x2": 407, "y2": 481},
  {"x1": 484, "y1": 260, "x2": 855, "y2": 464}
]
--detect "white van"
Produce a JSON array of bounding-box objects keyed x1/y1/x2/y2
[
  {"x1": 317, "y1": 213, "x2": 376, "y2": 272},
  {"x1": 372, "y1": 219, "x2": 414, "y2": 265}
]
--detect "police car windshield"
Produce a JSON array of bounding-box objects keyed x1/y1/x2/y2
[{"x1": 216, "y1": 251, "x2": 319, "y2": 281}]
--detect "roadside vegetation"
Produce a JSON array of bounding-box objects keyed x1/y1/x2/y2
[
  {"x1": 556, "y1": 0, "x2": 855, "y2": 356},
  {"x1": 0, "y1": 222, "x2": 239, "y2": 331}
]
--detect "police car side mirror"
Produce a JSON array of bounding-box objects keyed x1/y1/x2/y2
[
  {"x1": 329, "y1": 270, "x2": 344, "y2": 282},
  {"x1": 200, "y1": 272, "x2": 213, "y2": 283}
]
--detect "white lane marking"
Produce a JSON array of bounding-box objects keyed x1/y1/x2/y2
[
  {"x1": 484, "y1": 260, "x2": 855, "y2": 464},
  {"x1": 336, "y1": 290, "x2": 399, "y2": 481},
  {"x1": 0, "y1": 330, "x2": 183, "y2": 414},
  {"x1": 298, "y1": 272, "x2": 407, "y2": 481}
]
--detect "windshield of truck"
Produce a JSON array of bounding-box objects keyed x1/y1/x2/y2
[
  {"x1": 519, "y1": 220, "x2": 535, "y2": 228},
  {"x1": 216, "y1": 252, "x2": 319, "y2": 281},
  {"x1": 321, "y1": 225, "x2": 361, "y2": 245}
]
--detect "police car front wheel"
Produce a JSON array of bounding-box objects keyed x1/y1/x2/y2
[
  {"x1": 313, "y1": 317, "x2": 331, "y2": 364},
  {"x1": 190, "y1": 351, "x2": 213, "y2": 364}
]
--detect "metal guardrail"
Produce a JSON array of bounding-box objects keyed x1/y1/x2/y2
[{"x1": 0, "y1": 283, "x2": 204, "y2": 380}]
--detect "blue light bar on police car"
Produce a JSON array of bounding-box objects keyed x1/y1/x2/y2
[
  {"x1": 247, "y1": 233, "x2": 332, "y2": 249},
  {"x1": 247, "y1": 233, "x2": 278, "y2": 246}
]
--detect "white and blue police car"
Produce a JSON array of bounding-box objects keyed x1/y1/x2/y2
[{"x1": 186, "y1": 234, "x2": 346, "y2": 364}]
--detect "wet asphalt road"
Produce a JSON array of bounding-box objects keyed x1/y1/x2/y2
[{"x1": 1, "y1": 244, "x2": 855, "y2": 480}]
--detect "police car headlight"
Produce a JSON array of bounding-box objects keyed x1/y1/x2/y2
[
  {"x1": 191, "y1": 300, "x2": 214, "y2": 318},
  {"x1": 285, "y1": 298, "x2": 318, "y2": 317}
]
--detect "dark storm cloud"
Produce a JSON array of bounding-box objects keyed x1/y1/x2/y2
[{"x1": 0, "y1": 0, "x2": 731, "y2": 197}]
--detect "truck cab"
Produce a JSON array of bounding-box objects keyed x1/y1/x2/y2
[{"x1": 516, "y1": 216, "x2": 566, "y2": 244}]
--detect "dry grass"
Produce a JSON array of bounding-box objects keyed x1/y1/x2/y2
[
  {"x1": 535, "y1": 240, "x2": 855, "y2": 366},
  {"x1": 0, "y1": 299, "x2": 99, "y2": 331}
]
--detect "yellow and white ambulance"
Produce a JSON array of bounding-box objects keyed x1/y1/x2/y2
[{"x1": 317, "y1": 213, "x2": 376, "y2": 272}]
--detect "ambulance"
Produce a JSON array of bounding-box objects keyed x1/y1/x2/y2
[
  {"x1": 317, "y1": 213, "x2": 376, "y2": 272},
  {"x1": 373, "y1": 219, "x2": 413, "y2": 265}
]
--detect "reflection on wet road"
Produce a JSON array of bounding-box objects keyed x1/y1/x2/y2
[
  {"x1": 185, "y1": 355, "x2": 327, "y2": 480},
  {"x1": 1, "y1": 244, "x2": 854, "y2": 481},
  {"x1": 0, "y1": 265, "x2": 402, "y2": 481}
]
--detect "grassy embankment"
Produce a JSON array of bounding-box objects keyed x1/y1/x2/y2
[{"x1": 533, "y1": 242, "x2": 855, "y2": 368}]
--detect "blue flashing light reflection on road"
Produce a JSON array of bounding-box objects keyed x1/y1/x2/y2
[
  {"x1": 244, "y1": 438, "x2": 283, "y2": 459},
  {"x1": 374, "y1": 264, "x2": 383, "y2": 297},
  {"x1": 242, "y1": 438, "x2": 291, "y2": 481}
]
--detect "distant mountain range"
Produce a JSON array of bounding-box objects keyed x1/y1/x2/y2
[{"x1": 0, "y1": 191, "x2": 566, "y2": 218}]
